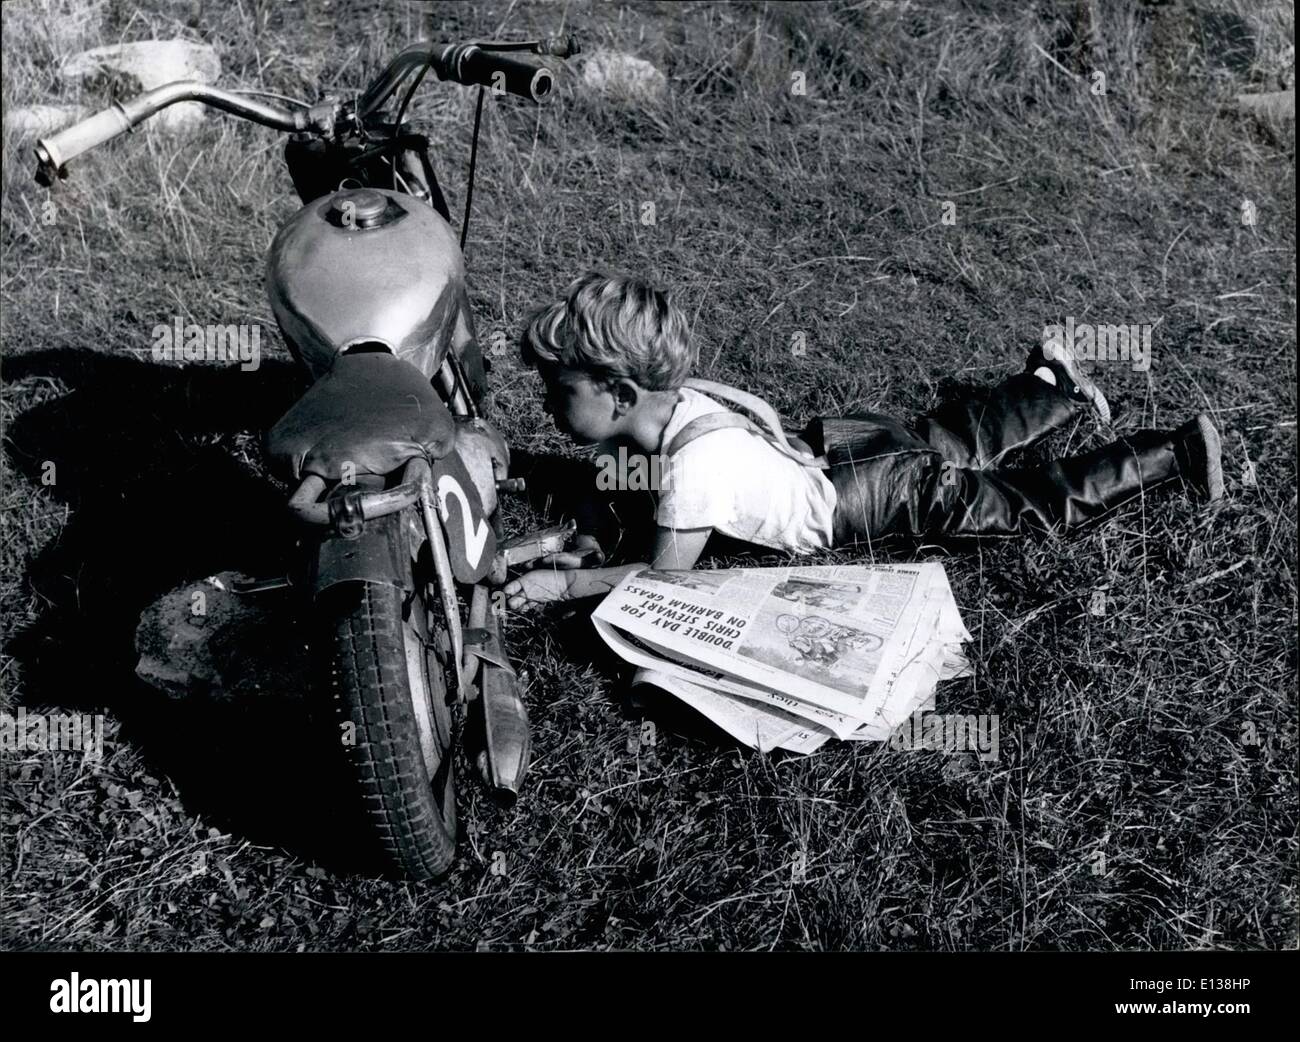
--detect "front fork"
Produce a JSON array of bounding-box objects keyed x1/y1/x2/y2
[
  {"x1": 408, "y1": 456, "x2": 572, "y2": 803},
  {"x1": 296, "y1": 449, "x2": 574, "y2": 803}
]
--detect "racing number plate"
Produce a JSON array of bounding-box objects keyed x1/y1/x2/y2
[{"x1": 429, "y1": 451, "x2": 496, "y2": 583}]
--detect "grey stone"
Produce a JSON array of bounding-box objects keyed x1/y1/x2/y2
[
  {"x1": 1236, "y1": 89, "x2": 1295, "y2": 122},
  {"x1": 581, "y1": 48, "x2": 667, "y2": 101},
  {"x1": 3, "y1": 104, "x2": 90, "y2": 138},
  {"x1": 135, "y1": 572, "x2": 310, "y2": 701},
  {"x1": 61, "y1": 39, "x2": 221, "y2": 130}
]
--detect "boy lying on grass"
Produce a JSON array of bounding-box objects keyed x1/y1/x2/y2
[{"x1": 503, "y1": 272, "x2": 1223, "y2": 611}]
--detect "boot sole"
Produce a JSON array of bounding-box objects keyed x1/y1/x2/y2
[
  {"x1": 1197, "y1": 413, "x2": 1224, "y2": 502},
  {"x1": 1086, "y1": 385, "x2": 1112, "y2": 426},
  {"x1": 1036, "y1": 344, "x2": 1112, "y2": 424}
]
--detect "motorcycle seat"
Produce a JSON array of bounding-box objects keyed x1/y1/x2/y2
[{"x1": 267, "y1": 352, "x2": 455, "y2": 481}]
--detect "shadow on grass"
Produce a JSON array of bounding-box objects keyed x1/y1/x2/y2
[{"x1": 2, "y1": 348, "x2": 378, "y2": 876}]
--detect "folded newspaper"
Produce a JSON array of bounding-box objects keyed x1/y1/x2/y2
[{"x1": 593, "y1": 563, "x2": 972, "y2": 754}]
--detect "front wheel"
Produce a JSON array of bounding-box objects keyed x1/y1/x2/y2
[{"x1": 318, "y1": 580, "x2": 457, "y2": 879}]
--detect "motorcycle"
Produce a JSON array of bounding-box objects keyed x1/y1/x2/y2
[{"x1": 33, "y1": 34, "x2": 584, "y2": 879}]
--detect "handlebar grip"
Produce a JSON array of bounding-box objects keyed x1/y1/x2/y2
[
  {"x1": 452, "y1": 47, "x2": 554, "y2": 102},
  {"x1": 34, "y1": 104, "x2": 131, "y2": 182}
]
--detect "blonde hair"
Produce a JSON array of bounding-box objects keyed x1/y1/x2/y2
[{"x1": 520, "y1": 272, "x2": 695, "y2": 390}]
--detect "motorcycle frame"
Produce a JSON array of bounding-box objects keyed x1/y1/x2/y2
[{"x1": 279, "y1": 114, "x2": 560, "y2": 798}]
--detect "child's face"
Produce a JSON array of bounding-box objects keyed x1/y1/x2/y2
[{"x1": 538, "y1": 365, "x2": 620, "y2": 445}]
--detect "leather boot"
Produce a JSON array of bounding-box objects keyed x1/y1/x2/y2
[
  {"x1": 912, "y1": 414, "x2": 1223, "y2": 538},
  {"x1": 826, "y1": 414, "x2": 1222, "y2": 544},
  {"x1": 911, "y1": 372, "x2": 1085, "y2": 469}
]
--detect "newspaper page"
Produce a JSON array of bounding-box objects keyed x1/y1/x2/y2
[
  {"x1": 610, "y1": 579, "x2": 959, "y2": 740},
  {"x1": 591, "y1": 616, "x2": 867, "y2": 737},
  {"x1": 630, "y1": 668, "x2": 835, "y2": 755},
  {"x1": 631, "y1": 667, "x2": 938, "y2": 754},
  {"x1": 593, "y1": 563, "x2": 971, "y2": 748}
]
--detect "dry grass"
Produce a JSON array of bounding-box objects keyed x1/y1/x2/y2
[{"x1": 1, "y1": 0, "x2": 1295, "y2": 950}]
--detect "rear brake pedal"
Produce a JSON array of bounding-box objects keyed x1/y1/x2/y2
[{"x1": 233, "y1": 576, "x2": 292, "y2": 593}]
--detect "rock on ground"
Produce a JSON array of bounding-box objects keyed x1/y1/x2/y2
[
  {"x1": 1236, "y1": 89, "x2": 1296, "y2": 123},
  {"x1": 3, "y1": 103, "x2": 91, "y2": 139},
  {"x1": 581, "y1": 48, "x2": 668, "y2": 101},
  {"x1": 61, "y1": 39, "x2": 221, "y2": 130},
  {"x1": 135, "y1": 572, "x2": 310, "y2": 702}
]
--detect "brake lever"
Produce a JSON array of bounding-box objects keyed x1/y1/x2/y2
[
  {"x1": 305, "y1": 98, "x2": 345, "y2": 139},
  {"x1": 472, "y1": 34, "x2": 581, "y2": 59}
]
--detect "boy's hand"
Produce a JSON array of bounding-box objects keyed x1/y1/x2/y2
[
  {"x1": 539, "y1": 533, "x2": 605, "y2": 569},
  {"x1": 502, "y1": 568, "x2": 576, "y2": 611}
]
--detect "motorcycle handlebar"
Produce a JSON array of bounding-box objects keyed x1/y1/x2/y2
[
  {"x1": 451, "y1": 46, "x2": 554, "y2": 101},
  {"x1": 359, "y1": 42, "x2": 554, "y2": 116},
  {"x1": 34, "y1": 81, "x2": 306, "y2": 184},
  {"x1": 34, "y1": 37, "x2": 569, "y2": 184},
  {"x1": 33, "y1": 105, "x2": 130, "y2": 182}
]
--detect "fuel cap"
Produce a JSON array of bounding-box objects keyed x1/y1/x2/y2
[{"x1": 329, "y1": 188, "x2": 388, "y2": 229}]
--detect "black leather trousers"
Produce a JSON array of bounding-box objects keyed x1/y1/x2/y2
[{"x1": 808, "y1": 374, "x2": 1190, "y2": 545}]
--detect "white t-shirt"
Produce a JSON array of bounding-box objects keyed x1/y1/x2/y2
[{"x1": 653, "y1": 387, "x2": 837, "y2": 552}]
